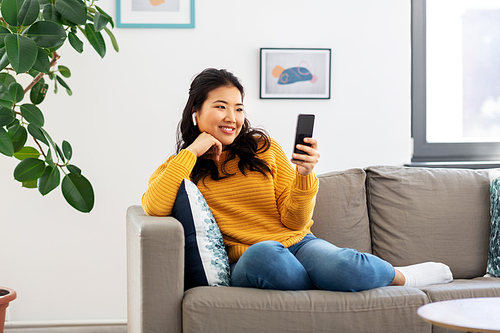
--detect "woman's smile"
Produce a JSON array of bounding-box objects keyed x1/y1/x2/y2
[{"x1": 220, "y1": 126, "x2": 236, "y2": 134}]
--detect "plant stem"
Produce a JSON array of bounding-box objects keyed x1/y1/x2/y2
[
  {"x1": 23, "y1": 52, "x2": 61, "y2": 94},
  {"x1": 33, "y1": 137, "x2": 47, "y2": 159},
  {"x1": 33, "y1": 137, "x2": 66, "y2": 168}
]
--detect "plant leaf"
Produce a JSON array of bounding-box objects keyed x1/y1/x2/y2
[
  {"x1": 58, "y1": 65, "x2": 71, "y2": 78},
  {"x1": 66, "y1": 164, "x2": 80, "y2": 175},
  {"x1": 13, "y1": 157, "x2": 45, "y2": 182},
  {"x1": 96, "y1": 6, "x2": 114, "y2": 28},
  {"x1": 104, "y1": 27, "x2": 119, "y2": 53},
  {"x1": 31, "y1": 48, "x2": 51, "y2": 74},
  {"x1": 1, "y1": 0, "x2": 23, "y2": 27},
  {"x1": 0, "y1": 26, "x2": 12, "y2": 49},
  {"x1": 14, "y1": 146, "x2": 40, "y2": 160},
  {"x1": 8, "y1": 82, "x2": 24, "y2": 103},
  {"x1": 0, "y1": 126, "x2": 14, "y2": 156},
  {"x1": 55, "y1": 0, "x2": 87, "y2": 25},
  {"x1": 30, "y1": 81, "x2": 48, "y2": 105},
  {"x1": 22, "y1": 179, "x2": 38, "y2": 188},
  {"x1": 45, "y1": 147, "x2": 54, "y2": 167},
  {"x1": 25, "y1": 21, "x2": 67, "y2": 49},
  {"x1": 0, "y1": 73, "x2": 16, "y2": 89},
  {"x1": 62, "y1": 140, "x2": 72, "y2": 160},
  {"x1": 94, "y1": 12, "x2": 109, "y2": 32},
  {"x1": 0, "y1": 81, "x2": 13, "y2": 105},
  {"x1": 61, "y1": 173, "x2": 94, "y2": 213},
  {"x1": 55, "y1": 142, "x2": 65, "y2": 162},
  {"x1": 84, "y1": 23, "x2": 105, "y2": 58},
  {"x1": 27, "y1": 124, "x2": 48, "y2": 145},
  {"x1": 42, "y1": 3, "x2": 62, "y2": 23},
  {"x1": 0, "y1": 53, "x2": 9, "y2": 75},
  {"x1": 38, "y1": 165, "x2": 60, "y2": 195},
  {"x1": 5, "y1": 34, "x2": 38, "y2": 74},
  {"x1": 55, "y1": 75, "x2": 71, "y2": 92},
  {"x1": 0, "y1": 47, "x2": 10, "y2": 72},
  {"x1": 0, "y1": 105, "x2": 15, "y2": 126},
  {"x1": 11, "y1": 126, "x2": 27, "y2": 152},
  {"x1": 39, "y1": 127, "x2": 58, "y2": 158},
  {"x1": 68, "y1": 32, "x2": 83, "y2": 53},
  {"x1": 20, "y1": 103, "x2": 44, "y2": 127},
  {"x1": 7, "y1": 119, "x2": 21, "y2": 138},
  {"x1": 18, "y1": 0, "x2": 40, "y2": 27}
]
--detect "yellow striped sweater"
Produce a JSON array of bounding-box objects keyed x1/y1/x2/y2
[{"x1": 141, "y1": 138, "x2": 319, "y2": 263}]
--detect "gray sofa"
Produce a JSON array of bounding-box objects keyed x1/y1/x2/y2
[{"x1": 127, "y1": 165, "x2": 500, "y2": 333}]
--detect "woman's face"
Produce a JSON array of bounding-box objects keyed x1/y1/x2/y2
[{"x1": 196, "y1": 85, "x2": 245, "y2": 149}]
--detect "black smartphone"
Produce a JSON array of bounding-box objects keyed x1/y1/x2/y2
[{"x1": 293, "y1": 114, "x2": 315, "y2": 161}]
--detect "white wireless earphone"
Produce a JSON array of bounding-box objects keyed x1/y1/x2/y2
[{"x1": 192, "y1": 112, "x2": 197, "y2": 126}]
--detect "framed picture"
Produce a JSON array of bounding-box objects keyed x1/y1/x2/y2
[
  {"x1": 260, "y1": 48, "x2": 331, "y2": 99},
  {"x1": 117, "y1": 0, "x2": 195, "y2": 28}
]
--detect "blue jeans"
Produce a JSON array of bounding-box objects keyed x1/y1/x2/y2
[{"x1": 230, "y1": 234, "x2": 395, "y2": 292}]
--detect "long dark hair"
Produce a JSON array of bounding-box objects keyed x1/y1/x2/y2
[{"x1": 176, "y1": 68, "x2": 271, "y2": 184}]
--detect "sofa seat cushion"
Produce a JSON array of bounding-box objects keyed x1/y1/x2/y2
[
  {"x1": 182, "y1": 286, "x2": 431, "y2": 333},
  {"x1": 418, "y1": 277, "x2": 500, "y2": 302},
  {"x1": 312, "y1": 168, "x2": 372, "y2": 253},
  {"x1": 366, "y1": 166, "x2": 491, "y2": 279}
]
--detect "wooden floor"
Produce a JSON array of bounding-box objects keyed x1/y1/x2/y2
[{"x1": 5, "y1": 324, "x2": 127, "y2": 333}]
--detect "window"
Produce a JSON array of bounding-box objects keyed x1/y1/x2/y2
[{"x1": 412, "y1": 0, "x2": 500, "y2": 167}]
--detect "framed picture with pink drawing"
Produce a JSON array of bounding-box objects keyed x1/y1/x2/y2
[{"x1": 260, "y1": 48, "x2": 331, "y2": 99}]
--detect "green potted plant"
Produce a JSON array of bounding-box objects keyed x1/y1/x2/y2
[
  {"x1": 0, "y1": 0, "x2": 118, "y2": 211},
  {"x1": 0, "y1": 0, "x2": 118, "y2": 326}
]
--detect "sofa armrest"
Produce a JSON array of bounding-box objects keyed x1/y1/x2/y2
[{"x1": 126, "y1": 205, "x2": 184, "y2": 333}]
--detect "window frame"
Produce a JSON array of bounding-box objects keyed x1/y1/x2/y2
[{"x1": 411, "y1": 0, "x2": 500, "y2": 164}]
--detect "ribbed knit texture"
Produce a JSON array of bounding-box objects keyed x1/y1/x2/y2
[{"x1": 142, "y1": 138, "x2": 319, "y2": 263}]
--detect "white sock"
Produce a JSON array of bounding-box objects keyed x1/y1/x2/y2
[{"x1": 395, "y1": 262, "x2": 453, "y2": 287}]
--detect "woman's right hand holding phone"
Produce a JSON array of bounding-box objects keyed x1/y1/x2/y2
[{"x1": 186, "y1": 132, "x2": 223, "y2": 161}]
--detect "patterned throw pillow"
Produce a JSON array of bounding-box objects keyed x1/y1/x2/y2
[
  {"x1": 487, "y1": 170, "x2": 500, "y2": 277},
  {"x1": 172, "y1": 179, "x2": 230, "y2": 290}
]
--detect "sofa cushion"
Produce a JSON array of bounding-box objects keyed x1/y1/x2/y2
[
  {"x1": 366, "y1": 166, "x2": 490, "y2": 279},
  {"x1": 172, "y1": 179, "x2": 230, "y2": 290},
  {"x1": 418, "y1": 277, "x2": 500, "y2": 302},
  {"x1": 488, "y1": 170, "x2": 500, "y2": 277},
  {"x1": 312, "y1": 168, "x2": 372, "y2": 253},
  {"x1": 183, "y1": 286, "x2": 431, "y2": 333}
]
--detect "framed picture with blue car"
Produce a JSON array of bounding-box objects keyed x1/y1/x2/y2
[
  {"x1": 260, "y1": 48, "x2": 331, "y2": 99},
  {"x1": 116, "y1": 0, "x2": 195, "y2": 28}
]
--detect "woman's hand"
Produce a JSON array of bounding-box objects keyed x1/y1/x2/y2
[
  {"x1": 186, "y1": 132, "x2": 223, "y2": 161},
  {"x1": 291, "y1": 138, "x2": 320, "y2": 176}
]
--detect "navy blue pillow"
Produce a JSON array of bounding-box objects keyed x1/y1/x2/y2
[{"x1": 172, "y1": 179, "x2": 230, "y2": 290}]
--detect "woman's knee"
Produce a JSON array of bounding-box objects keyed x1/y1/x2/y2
[
  {"x1": 231, "y1": 241, "x2": 313, "y2": 290},
  {"x1": 244, "y1": 240, "x2": 284, "y2": 258}
]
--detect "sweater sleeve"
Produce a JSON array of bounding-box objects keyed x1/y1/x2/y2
[
  {"x1": 270, "y1": 139, "x2": 319, "y2": 231},
  {"x1": 141, "y1": 149, "x2": 197, "y2": 216}
]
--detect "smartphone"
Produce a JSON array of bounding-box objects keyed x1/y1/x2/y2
[{"x1": 293, "y1": 114, "x2": 315, "y2": 161}]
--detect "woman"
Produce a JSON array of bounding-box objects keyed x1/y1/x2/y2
[{"x1": 142, "y1": 68, "x2": 453, "y2": 291}]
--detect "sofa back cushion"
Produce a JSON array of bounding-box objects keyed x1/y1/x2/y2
[
  {"x1": 366, "y1": 166, "x2": 491, "y2": 279},
  {"x1": 312, "y1": 168, "x2": 372, "y2": 253}
]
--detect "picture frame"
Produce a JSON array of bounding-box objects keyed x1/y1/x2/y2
[
  {"x1": 260, "y1": 48, "x2": 331, "y2": 99},
  {"x1": 116, "y1": 0, "x2": 195, "y2": 28}
]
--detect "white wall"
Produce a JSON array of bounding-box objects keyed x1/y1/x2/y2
[{"x1": 0, "y1": 0, "x2": 411, "y2": 323}]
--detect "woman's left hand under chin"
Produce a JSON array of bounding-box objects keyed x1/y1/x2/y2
[{"x1": 291, "y1": 138, "x2": 320, "y2": 176}]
